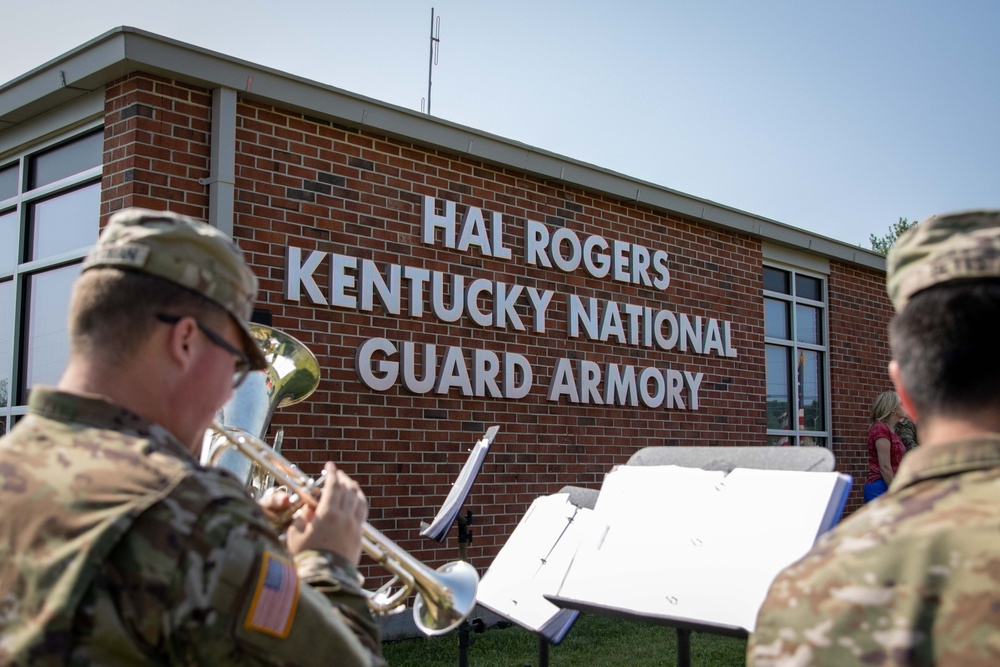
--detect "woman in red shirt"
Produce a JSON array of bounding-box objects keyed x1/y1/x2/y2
[{"x1": 863, "y1": 390, "x2": 907, "y2": 502}]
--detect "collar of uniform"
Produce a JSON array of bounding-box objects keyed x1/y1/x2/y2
[
  {"x1": 891, "y1": 434, "x2": 1000, "y2": 492},
  {"x1": 28, "y1": 386, "x2": 194, "y2": 462}
]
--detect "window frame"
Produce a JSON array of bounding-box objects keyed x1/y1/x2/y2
[
  {"x1": 763, "y1": 262, "x2": 831, "y2": 448},
  {"x1": 0, "y1": 123, "x2": 102, "y2": 435}
]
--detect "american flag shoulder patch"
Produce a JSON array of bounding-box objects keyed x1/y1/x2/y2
[{"x1": 245, "y1": 551, "x2": 300, "y2": 638}]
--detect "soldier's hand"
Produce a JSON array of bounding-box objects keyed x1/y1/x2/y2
[
  {"x1": 258, "y1": 486, "x2": 294, "y2": 531},
  {"x1": 284, "y1": 462, "x2": 367, "y2": 564}
]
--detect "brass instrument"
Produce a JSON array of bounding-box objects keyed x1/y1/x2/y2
[
  {"x1": 201, "y1": 324, "x2": 321, "y2": 496},
  {"x1": 204, "y1": 324, "x2": 479, "y2": 636}
]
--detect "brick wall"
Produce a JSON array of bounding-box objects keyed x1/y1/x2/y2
[
  {"x1": 828, "y1": 262, "x2": 895, "y2": 512},
  {"x1": 103, "y1": 73, "x2": 212, "y2": 220},
  {"x1": 100, "y1": 74, "x2": 892, "y2": 580}
]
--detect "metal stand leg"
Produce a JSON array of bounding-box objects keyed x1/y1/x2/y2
[
  {"x1": 677, "y1": 629, "x2": 691, "y2": 667},
  {"x1": 539, "y1": 636, "x2": 549, "y2": 667},
  {"x1": 458, "y1": 620, "x2": 470, "y2": 667},
  {"x1": 457, "y1": 511, "x2": 474, "y2": 667}
]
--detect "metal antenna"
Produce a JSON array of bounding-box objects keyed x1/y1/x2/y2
[{"x1": 426, "y1": 8, "x2": 441, "y2": 115}]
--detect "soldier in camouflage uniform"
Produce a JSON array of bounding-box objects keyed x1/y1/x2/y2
[
  {"x1": 0, "y1": 209, "x2": 386, "y2": 666},
  {"x1": 747, "y1": 210, "x2": 1000, "y2": 666},
  {"x1": 895, "y1": 416, "x2": 918, "y2": 451}
]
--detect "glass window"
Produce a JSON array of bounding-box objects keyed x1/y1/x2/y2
[
  {"x1": 769, "y1": 434, "x2": 818, "y2": 447},
  {"x1": 766, "y1": 345, "x2": 790, "y2": 430},
  {"x1": 764, "y1": 267, "x2": 790, "y2": 294},
  {"x1": 0, "y1": 280, "x2": 12, "y2": 411},
  {"x1": 0, "y1": 210, "x2": 17, "y2": 275},
  {"x1": 28, "y1": 131, "x2": 102, "y2": 190},
  {"x1": 28, "y1": 183, "x2": 101, "y2": 260},
  {"x1": 3, "y1": 126, "x2": 100, "y2": 417},
  {"x1": 799, "y1": 349, "x2": 825, "y2": 430},
  {"x1": 765, "y1": 299, "x2": 789, "y2": 340},
  {"x1": 0, "y1": 164, "x2": 17, "y2": 201},
  {"x1": 21, "y1": 265, "x2": 79, "y2": 401},
  {"x1": 795, "y1": 274, "x2": 822, "y2": 301},
  {"x1": 765, "y1": 265, "x2": 827, "y2": 447},
  {"x1": 795, "y1": 304, "x2": 823, "y2": 345}
]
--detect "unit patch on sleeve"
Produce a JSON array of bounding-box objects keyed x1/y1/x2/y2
[{"x1": 244, "y1": 551, "x2": 300, "y2": 638}]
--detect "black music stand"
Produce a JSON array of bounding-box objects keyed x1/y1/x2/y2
[
  {"x1": 550, "y1": 445, "x2": 839, "y2": 667},
  {"x1": 419, "y1": 425, "x2": 499, "y2": 667}
]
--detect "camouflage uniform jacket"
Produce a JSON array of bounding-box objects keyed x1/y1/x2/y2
[
  {"x1": 895, "y1": 418, "x2": 919, "y2": 452},
  {"x1": 747, "y1": 434, "x2": 1000, "y2": 666},
  {"x1": 0, "y1": 388, "x2": 386, "y2": 667}
]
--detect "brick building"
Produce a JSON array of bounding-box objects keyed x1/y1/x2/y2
[{"x1": 0, "y1": 27, "x2": 892, "y2": 577}]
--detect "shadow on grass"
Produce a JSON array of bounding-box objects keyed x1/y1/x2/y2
[{"x1": 382, "y1": 614, "x2": 748, "y2": 666}]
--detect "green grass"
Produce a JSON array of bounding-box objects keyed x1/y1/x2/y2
[{"x1": 382, "y1": 615, "x2": 748, "y2": 666}]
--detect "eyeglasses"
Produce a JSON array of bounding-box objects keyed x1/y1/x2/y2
[{"x1": 156, "y1": 313, "x2": 253, "y2": 388}]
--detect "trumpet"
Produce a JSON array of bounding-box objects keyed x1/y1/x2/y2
[
  {"x1": 208, "y1": 422, "x2": 480, "y2": 635},
  {"x1": 201, "y1": 323, "x2": 478, "y2": 636}
]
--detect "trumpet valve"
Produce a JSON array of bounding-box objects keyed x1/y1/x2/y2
[{"x1": 369, "y1": 577, "x2": 408, "y2": 616}]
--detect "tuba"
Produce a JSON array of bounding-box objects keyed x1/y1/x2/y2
[
  {"x1": 204, "y1": 324, "x2": 479, "y2": 636},
  {"x1": 200, "y1": 323, "x2": 321, "y2": 494}
]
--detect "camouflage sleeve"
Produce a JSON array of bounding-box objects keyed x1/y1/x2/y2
[
  {"x1": 895, "y1": 418, "x2": 918, "y2": 451},
  {"x1": 162, "y1": 488, "x2": 387, "y2": 666},
  {"x1": 110, "y1": 472, "x2": 385, "y2": 667},
  {"x1": 293, "y1": 549, "x2": 385, "y2": 659}
]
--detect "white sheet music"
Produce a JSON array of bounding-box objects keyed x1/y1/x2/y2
[
  {"x1": 420, "y1": 426, "x2": 498, "y2": 542},
  {"x1": 477, "y1": 493, "x2": 593, "y2": 642},
  {"x1": 556, "y1": 465, "x2": 852, "y2": 632}
]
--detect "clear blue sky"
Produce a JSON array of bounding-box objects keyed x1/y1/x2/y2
[{"x1": 4, "y1": 1, "x2": 997, "y2": 248}]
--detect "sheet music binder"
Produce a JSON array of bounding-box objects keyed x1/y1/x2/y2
[
  {"x1": 476, "y1": 493, "x2": 594, "y2": 644},
  {"x1": 419, "y1": 425, "x2": 499, "y2": 542},
  {"x1": 548, "y1": 464, "x2": 852, "y2": 633}
]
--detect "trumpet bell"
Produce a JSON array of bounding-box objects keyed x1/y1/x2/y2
[{"x1": 412, "y1": 560, "x2": 481, "y2": 636}]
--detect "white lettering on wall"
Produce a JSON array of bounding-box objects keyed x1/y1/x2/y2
[
  {"x1": 284, "y1": 194, "x2": 741, "y2": 411},
  {"x1": 524, "y1": 219, "x2": 670, "y2": 289},
  {"x1": 284, "y1": 246, "x2": 326, "y2": 304},
  {"x1": 546, "y1": 360, "x2": 704, "y2": 409},
  {"x1": 356, "y1": 337, "x2": 532, "y2": 398},
  {"x1": 283, "y1": 247, "x2": 554, "y2": 333},
  {"x1": 566, "y1": 296, "x2": 737, "y2": 358},
  {"x1": 421, "y1": 195, "x2": 511, "y2": 259}
]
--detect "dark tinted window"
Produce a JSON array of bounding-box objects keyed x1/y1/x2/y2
[
  {"x1": 0, "y1": 210, "x2": 17, "y2": 274},
  {"x1": 0, "y1": 165, "x2": 17, "y2": 200},
  {"x1": 0, "y1": 279, "x2": 12, "y2": 410},
  {"x1": 795, "y1": 274, "x2": 822, "y2": 301},
  {"x1": 764, "y1": 267, "x2": 790, "y2": 294},
  {"x1": 28, "y1": 131, "x2": 102, "y2": 190}
]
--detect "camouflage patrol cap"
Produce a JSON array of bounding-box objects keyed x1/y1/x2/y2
[
  {"x1": 886, "y1": 209, "x2": 1000, "y2": 311},
  {"x1": 82, "y1": 208, "x2": 267, "y2": 370}
]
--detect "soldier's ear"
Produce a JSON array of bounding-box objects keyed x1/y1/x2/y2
[
  {"x1": 163, "y1": 315, "x2": 201, "y2": 371},
  {"x1": 888, "y1": 360, "x2": 919, "y2": 424}
]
